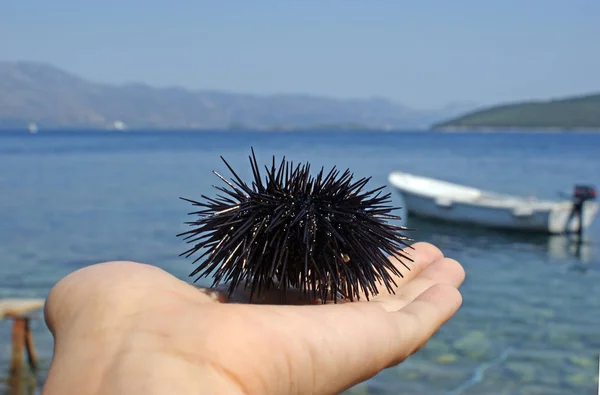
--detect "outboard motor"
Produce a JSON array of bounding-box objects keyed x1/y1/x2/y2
[
  {"x1": 573, "y1": 185, "x2": 596, "y2": 203},
  {"x1": 568, "y1": 185, "x2": 597, "y2": 236}
]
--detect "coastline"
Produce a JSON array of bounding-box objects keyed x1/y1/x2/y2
[
  {"x1": 2, "y1": 125, "x2": 600, "y2": 134},
  {"x1": 430, "y1": 126, "x2": 600, "y2": 133}
]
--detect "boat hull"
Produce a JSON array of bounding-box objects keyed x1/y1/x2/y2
[
  {"x1": 388, "y1": 172, "x2": 598, "y2": 234},
  {"x1": 400, "y1": 191, "x2": 597, "y2": 233}
]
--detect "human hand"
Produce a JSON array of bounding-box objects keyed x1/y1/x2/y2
[{"x1": 42, "y1": 242, "x2": 464, "y2": 395}]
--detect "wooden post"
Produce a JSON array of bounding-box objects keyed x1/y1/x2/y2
[
  {"x1": 10, "y1": 316, "x2": 26, "y2": 377},
  {"x1": 24, "y1": 317, "x2": 38, "y2": 371},
  {"x1": 1, "y1": 298, "x2": 45, "y2": 382},
  {"x1": 9, "y1": 315, "x2": 39, "y2": 374}
]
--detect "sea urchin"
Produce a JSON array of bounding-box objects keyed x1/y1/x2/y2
[{"x1": 177, "y1": 148, "x2": 414, "y2": 304}]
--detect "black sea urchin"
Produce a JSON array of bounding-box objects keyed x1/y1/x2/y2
[{"x1": 177, "y1": 149, "x2": 414, "y2": 304}]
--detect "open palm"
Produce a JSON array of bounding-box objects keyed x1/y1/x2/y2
[{"x1": 42, "y1": 242, "x2": 464, "y2": 395}]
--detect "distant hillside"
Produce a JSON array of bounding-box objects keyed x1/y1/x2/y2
[
  {"x1": 0, "y1": 61, "x2": 472, "y2": 130},
  {"x1": 433, "y1": 93, "x2": 600, "y2": 130}
]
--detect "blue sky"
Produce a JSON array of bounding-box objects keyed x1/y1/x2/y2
[{"x1": 1, "y1": 0, "x2": 599, "y2": 108}]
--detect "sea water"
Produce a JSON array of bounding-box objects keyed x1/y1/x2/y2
[{"x1": 0, "y1": 130, "x2": 599, "y2": 394}]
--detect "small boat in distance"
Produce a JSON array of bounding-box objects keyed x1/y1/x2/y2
[
  {"x1": 28, "y1": 122, "x2": 38, "y2": 134},
  {"x1": 388, "y1": 171, "x2": 598, "y2": 234}
]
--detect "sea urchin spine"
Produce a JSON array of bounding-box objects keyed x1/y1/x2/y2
[{"x1": 178, "y1": 149, "x2": 414, "y2": 304}]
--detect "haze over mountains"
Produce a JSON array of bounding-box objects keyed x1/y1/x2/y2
[{"x1": 0, "y1": 61, "x2": 476, "y2": 130}]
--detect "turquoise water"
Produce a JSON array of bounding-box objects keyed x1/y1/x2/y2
[{"x1": 1, "y1": 130, "x2": 599, "y2": 394}]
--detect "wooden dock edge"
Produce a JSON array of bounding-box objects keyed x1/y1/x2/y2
[{"x1": 1, "y1": 298, "x2": 45, "y2": 376}]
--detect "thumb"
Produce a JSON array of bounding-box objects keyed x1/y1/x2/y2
[{"x1": 44, "y1": 261, "x2": 158, "y2": 335}]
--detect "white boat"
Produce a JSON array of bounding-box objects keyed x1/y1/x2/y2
[
  {"x1": 28, "y1": 122, "x2": 38, "y2": 134},
  {"x1": 388, "y1": 171, "x2": 598, "y2": 234}
]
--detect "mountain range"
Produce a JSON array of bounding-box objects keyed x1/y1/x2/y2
[{"x1": 0, "y1": 61, "x2": 476, "y2": 131}]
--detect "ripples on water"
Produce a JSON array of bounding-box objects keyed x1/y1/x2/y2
[{"x1": 0, "y1": 130, "x2": 598, "y2": 394}]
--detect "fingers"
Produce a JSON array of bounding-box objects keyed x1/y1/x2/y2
[
  {"x1": 388, "y1": 283, "x2": 463, "y2": 365},
  {"x1": 293, "y1": 282, "x2": 462, "y2": 395},
  {"x1": 390, "y1": 241, "x2": 444, "y2": 279},
  {"x1": 363, "y1": 241, "x2": 446, "y2": 299},
  {"x1": 391, "y1": 241, "x2": 444, "y2": 273},
  {"x1": 416, "y1": 256, "x2": 465, "y2": 285},
  {"x1": 370, "y1": 256, "x2": 465, "y2": 312}
]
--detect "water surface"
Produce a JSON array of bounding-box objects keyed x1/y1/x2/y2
[{"x1": 0, "y1": 130, "x2": 599, "y2": 394}]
